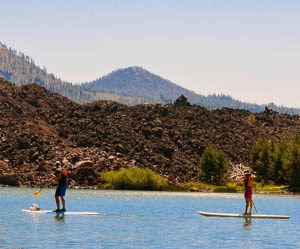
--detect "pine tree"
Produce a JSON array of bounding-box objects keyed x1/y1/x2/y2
[
  {"x1": 273, "y1": 139, "x2": 290, "y2": 184},
  {"x1": 200, "y1": 145, "x2": 229, "y2": 185},
  {"x1": 287, "y1": 137, "x2": 300, "y2": 187},
  {"x1": 251, "y1": 137, "x2": 273, "y2": 183}
]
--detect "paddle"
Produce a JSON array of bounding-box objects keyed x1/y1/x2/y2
[
  {"x1": 34, "y1": 188, "x2": 43, "y2": 198},
  {"x1": 252, "y1": 200, "x2": 258, "y2": 214},
  {"x1": 34, "y1": 179, "x2": 50, "y2": 197}
]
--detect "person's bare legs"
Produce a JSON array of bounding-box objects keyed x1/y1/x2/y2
[
  {"x1": 244, "y1": 198, "x2": 252, "y2": 214},
  {"x1": 55, "y1": 196, "x2": 60, "y2": 210},
  {"x1": 244, "y1": 198, "x2": 249, "y2": 214},
  {"x1": 60, "y1": 196, "x2": 66, "y2": 210},
  {"x1": 248, "y1": 199, "x2": 253, "y2": 215}
]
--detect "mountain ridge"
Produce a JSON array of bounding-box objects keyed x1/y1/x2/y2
[
  {"x1": 0, "y1": 42, "x2": 93, "y2": 103},
  {"x1": 82, "y1": 66, "x2": 196, "y2": 101},
  {"x1": 82, "y1": 66, "x2": 300, "y2": 114},
  {"x1": 1, "y1": 42, "x2": 300, "y2": 114}
]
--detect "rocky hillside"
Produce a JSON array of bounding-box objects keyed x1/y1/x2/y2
[{"x1": 1, "y1": 78, "x2": 300, "y2": 188}]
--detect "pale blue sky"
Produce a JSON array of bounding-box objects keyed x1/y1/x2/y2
[{"x1": 1, "y1": 0, "x2": 300, "y2": 107}]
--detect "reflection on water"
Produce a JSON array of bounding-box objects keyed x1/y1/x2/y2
[
  {"x1": 243, "y1": 218, "x2": 252, "y2": 229},
  {"x1": 54, "y1": 214, "x2": 65, "y2": 222}
]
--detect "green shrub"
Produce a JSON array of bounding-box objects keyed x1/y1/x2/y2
[
  {"x1": 103, "y1": 183, "x2": 114, "y2": 190},
  {"x1": 189, "y1": 186, "x2": 198, "y2": 192},
  {"x1": 254, "y1": 182, "x2": 288, "y2": 192},
  {"x1": 101, "y1": 167, "x2": 168, "y2": 190},
  {"x1": 213, "y1": 186, "x2": 238, "y2": 193},
  {"x1": 175, "y1": 181, "x2": 216, "y2": 192},
  {"x1": 177, "y1": 182, "x2": 200, "y2": 191}
]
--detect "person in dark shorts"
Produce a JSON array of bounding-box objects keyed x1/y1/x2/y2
[
  {"x1": 243, "y1": 170, "x2": 254, "y2": 215},
  {"x1": 51, "y1": 161, "x2": 68, "y2": 212}
]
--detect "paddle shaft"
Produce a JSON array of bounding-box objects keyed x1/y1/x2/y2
[{"x1": 252, "y1": 200, "x2": 258, "y2": 213}]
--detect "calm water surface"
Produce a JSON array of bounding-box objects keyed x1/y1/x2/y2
[{"x1": 0, "y1": 188, "x2": 299, "y2": 249}]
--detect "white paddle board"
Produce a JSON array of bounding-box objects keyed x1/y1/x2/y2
[
  {"x1": 198, "y1": 211, "x2": 289, "y2": 219},
  {"x1": 22, "y1": 209, "x2": 100, "y2": 216}
]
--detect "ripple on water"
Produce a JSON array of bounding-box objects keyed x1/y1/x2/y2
[{"x1": 0, "y1": 188, "x2": 299, "y2": 249}]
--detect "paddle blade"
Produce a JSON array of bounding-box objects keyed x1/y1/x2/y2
[{"x1": 34, "y1": 189, "x2": 41, "y2": 198}]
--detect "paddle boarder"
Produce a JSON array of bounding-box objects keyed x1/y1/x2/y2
[
  {"x1": 51, "y1": 161, "x2": 68, "y2": 212},
  {"x1": 243, "y1": 170, "x2": 254, "y2": 215}
]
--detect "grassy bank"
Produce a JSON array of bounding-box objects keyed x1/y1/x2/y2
[
  {"x1": 177, "y1": 181, "x2": 289, "y2": 194},
  {"x1": 226, "y1": 181, "x2": 289, "y2": 194},
  {"x1": 100, "y1": 168, "x2": 289, "y2": 193}
]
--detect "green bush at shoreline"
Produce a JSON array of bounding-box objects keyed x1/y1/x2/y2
[{"x1": 101, "y1": 167, "x2": 168, "y2": 190}]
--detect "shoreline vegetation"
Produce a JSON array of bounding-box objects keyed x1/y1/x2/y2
[
  {"x1": 100, "y1": 167, "x2": 294, "y2": 194},
  {"x1": 0, "y1": 167, "x2": 296, "y2": 194},
  {"x1": 101, "y1": 167, "x2": 294, "y2": 194},
  {"x1": 0, "y1": 183, "x2": 293, "y2": 195}
]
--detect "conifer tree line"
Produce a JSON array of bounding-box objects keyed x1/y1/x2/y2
[
  {"x1": 199, "y1": 135, "x2": 300, "y2": 188},
  {"x1": 251, "y1": 135, "x2": 300, "y2": 188},
  {"x1": 0, "y1": 42, "x2": 92, "y2": 103}
]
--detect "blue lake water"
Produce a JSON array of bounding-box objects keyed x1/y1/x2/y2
[{"x1": 0, "y1": 188, "x2": 300, "y2": 249}]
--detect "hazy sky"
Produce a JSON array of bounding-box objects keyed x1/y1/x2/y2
[{"x1": 1, "y1": 0, "x2": 300, "y2": 107}]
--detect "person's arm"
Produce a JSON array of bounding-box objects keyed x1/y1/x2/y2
[
  {"x1": 46, "y1": 172, "x2": 60, "y2": 184},
  {"x1": 241, "y1": 176, "x2": 245, "y2": 189},
  {"x1": 249, "y1": 176, "x2": 254, "y2": 188}
]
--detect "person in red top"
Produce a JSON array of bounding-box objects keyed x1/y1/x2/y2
[
  {"x1": 243, "y1": 170, "x2": 254, "y2": 215},
  {"x1": 50, "y1": 161, "x2": 68, "y2": 212}
]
